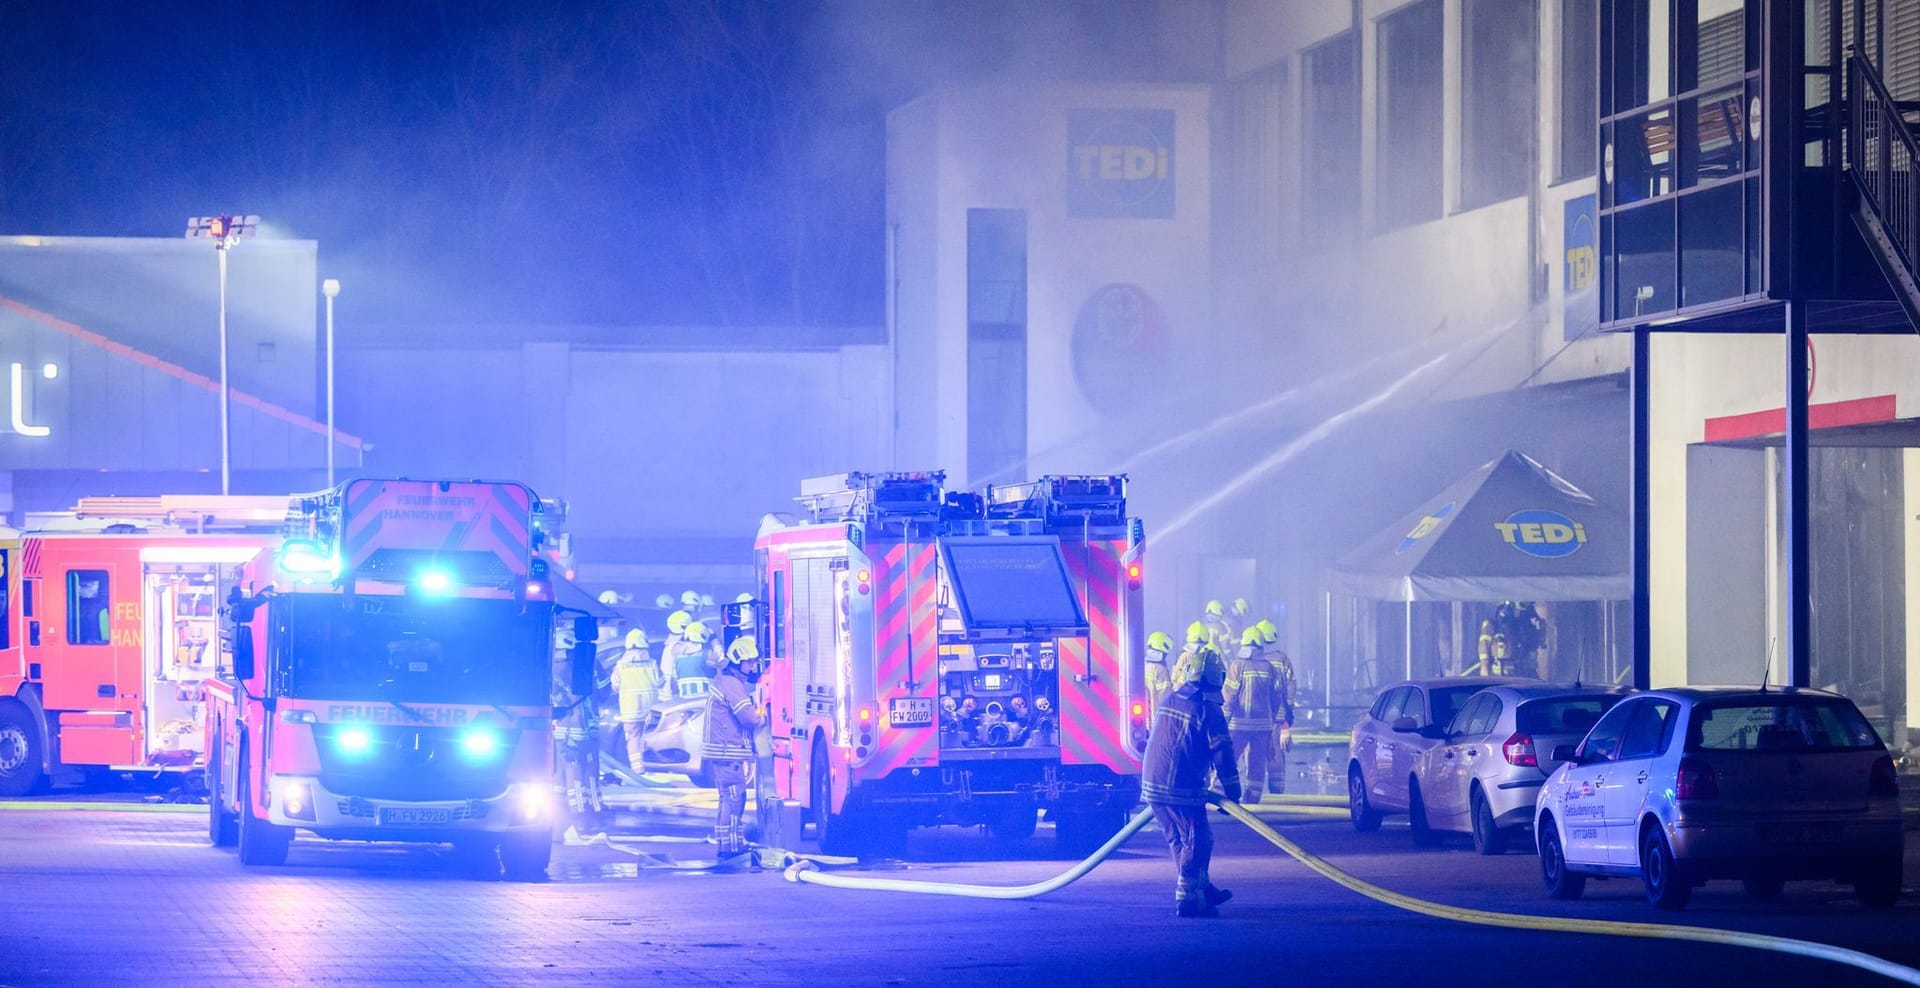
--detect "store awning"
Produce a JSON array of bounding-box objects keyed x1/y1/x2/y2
[{"x1": 1326, "y1": 450, "x2": 1629, "y2": 602}]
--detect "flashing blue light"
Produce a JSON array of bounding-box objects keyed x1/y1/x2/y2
[
  {"x1": 337, "y1": 726, "x2": 372, "y2": 754},
  {"x1": 460, "y1": 729, "x2": 499, "y2": 758},
  {"x1": 279, "y1": 539, "x2": 341, "y2": 578},
  {"x1": 418, "y1": 568, "x2": 453, "y2": 594}
]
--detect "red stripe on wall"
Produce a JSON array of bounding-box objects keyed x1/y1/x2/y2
[{"x1": 1703, "y1": 394, "x2": 1898, "y2": 443}]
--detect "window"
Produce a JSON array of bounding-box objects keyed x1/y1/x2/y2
[
  {"x1": 1618, "y1": 699, "x2": 1678, "y2": 759},
  {"x1": 1372, "y1": 687, "x2": 1401, "y2": 721},
  {"x1": 771, "y1": 570, "x2": 787, "y2": 658},
  {"x1": 1376, "y1": 0, "x2": 1444, "y2": 229},
  {"x1": 1607, "y1": 0, "x2": 1672, "y2": 115},
  {"x1": 1558, "y1": 0, "x2": 1599, "y2": 181},
  {"x1": 1446, "y1": 694, "x2": 1493, "y2": 736},
  {"x1": 1430, "y1": 685, "x2": 1484, "y2": 731},
  {"x1": 1577, "y1": 699, "x2": 1638, "y2": 762},
  {"x1": 1517, "y1": 695, "x2": 1619, "y2": 735},
  {"x1": 1383, "y1": 686, "x2": 1417, "y2": 724},
  {"x1": 67, "y1": 569, "x2": 110, "y2": 646},
  {"x1": 1303, "y1": 32, "x2": 1360, "y2": 242},
  {"x1": 966, "y1": 209, "x2": 1026, "y2": 485},
  {"x1": 1689, "y1": 699, "x2": 1883, "y2": 752},
  {"x1": 0, "y1": 549, "x2": 9, "y2": 650},
  {"x1": 1462, "y1": 0, "x2": 1538, "y2": 208}
]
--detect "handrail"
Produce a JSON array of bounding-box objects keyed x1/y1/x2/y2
[{"x1": 1847, "y1": 54, "x2": 1920, "y2": 285}]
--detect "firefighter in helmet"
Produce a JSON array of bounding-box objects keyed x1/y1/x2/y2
[
  {"x1": 1143, "y1": 637, "x2": 1238, "y2": 917},
  {"x1": 664, "y1": 621, "x2": 719, "y2": 699},
  {"x1": 613, "y1": 628, "x2": 662, "y2": 773},
  {"x1": 551, "y1": 639, "x2": 606, "y2": 834},
  {"x1": 666, "y1": 609, "x2": 693, "y2": 646},
  {"x1": 704, "y1": 636, "x2": 767, "y2": 858},
  {"x1": 1171, "y1": 621, "x2": 1214, "y2": 688},
  {"x1": 1223, "y1": 626, "x2": 1281, "y2": 805},
  {"x1": 1227, "y1": 598, "x2": 1252, "y2": 644},
  {"x1": 1145, "y1": 631, "x2": 1176, "y2": 711},
  {"x1": 1201, "y1": 600, "x2": 1233, "y2": 654},
  {"x1": 1256, "y1": 619, "x2": 1296, "y2": 794}
]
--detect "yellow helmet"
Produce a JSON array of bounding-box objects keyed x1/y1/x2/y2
[
  {"x1": 735, "y1": 592, "x2": 754, "y2": 603},
  {"x1": 1172, "y1": 645, "x2": 1226, "y2": 691},
  {"x1": 625, "y1": 628, "x2": 648, "y2": 649},
  {"x1": 725, "y1": 636, "x2": 758, "y2": 664},
  {"x1": 1257, "y1": 619, "x2": 1279, "y2": 645},
  {"x1": 1232, "y1": 598, "x2": 1250, "y2": 616},
  {"x1": 667, "y1": 610, "x2": 692, "y2": 635},
  {"x1": 1185, "y1": 621, "x2": 1210, "y2": 645},
  {"x1": 684, "y1": 621, "x2": 711, "y2": 644},
  {"x1": 1240, "y1": 626, "x2": 1263, "y2": 646},
  {"x1": 681, "y1": 590, "x2": 703, "y2": 610},
  {"x1": 655, "y1": 593, "x2": 675, "y2": 609},
  {"x1": 1146, "y1": 631, "x2": 1174, "y2": 654},
  {"x1": 1204, "y1": 600, "x2": 1224, "y2": 618}
]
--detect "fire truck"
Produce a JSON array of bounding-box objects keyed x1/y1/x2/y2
[
  {"x1": 0, "y1": 496, "x2": 287, "y2": 797},
  {"x1": 204, "y1": 479, "x2": 592, "y2": 879},
  {"x1": 750, "y1": 471, "x2": 1146, "y2": 855}
]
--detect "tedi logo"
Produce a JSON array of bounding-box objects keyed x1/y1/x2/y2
[
  {"x1": 1495, "y1": 509, "x2": 1588, "y2": 558},
  {"x1": 1396, "y1": 501, "x2": 1456, "y2": 555},
  {"x1": 1067, "y1": 108, "x2": 1176, "y2": 219},
  {"x1": 7, "y1": 361, "x2": 58, "y2": 437}
]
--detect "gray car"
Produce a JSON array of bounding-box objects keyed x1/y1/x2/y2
[
  {"x1": 1409, "y1": 684, "x2": 1629, "y2": 854},
  {"x1": 1347, "y1": 676, "x2": 1537, "y2": 833}
]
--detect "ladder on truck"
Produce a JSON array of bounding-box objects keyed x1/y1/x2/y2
[{"x1": 63, "y1": 494, "x2": 293, "y2": 534}]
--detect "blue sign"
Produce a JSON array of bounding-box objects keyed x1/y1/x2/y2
[
  {"x1": 1495, "y1": 509, "x2": 1589, "y2": 559},
  {"x1": 1068, "y1": 109, "x2": 1175, "y2": 219},
  {"x1": 1396, "y1": 501, "x2": 1455, "y2": 555},
  {"x1": 1563, "y1": 194, "x2": 1598, "y2": 341}
]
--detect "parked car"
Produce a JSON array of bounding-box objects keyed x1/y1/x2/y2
[
  {"x1": 1347, "y1": 676, "x2": 1537, "y2": 832},
  {"x1": 1534, "y1": 687, "x2": 1903, "y2": 910},
  {"x1": 637, "y1": 696, "x2": 713, "y2": 788},
  {"x1": 1408, "y1": 684, "x2": 1629, "y2": 853}
]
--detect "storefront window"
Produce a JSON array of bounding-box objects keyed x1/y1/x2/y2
[
  {"x1": 1678, "y1": 181, "x2": 1743, "y2": 306},
  {"x1": 1609, "y1": 0, "x2": 1672, "y2": 114},
  {"x1": 1614, "y1": 199, "x2": 1676, "y2": 316},
  {"x1": 1614, "y1": 107, "x2": 1676, "y2": 203}
]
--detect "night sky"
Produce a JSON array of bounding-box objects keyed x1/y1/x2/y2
[{"x1": 0, "y1": 1, "x2": 1167, "y2": 337}]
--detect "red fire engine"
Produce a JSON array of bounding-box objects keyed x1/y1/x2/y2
[
  {"x1": 0, "y1": 496, "x2": 286, "y2": 796},
  {"x1": 204, "y1": 479, "x2": 591, "y2": 878},
  {"x1": 749, "y1": 472, "x2": 1146, "y2": 854}
]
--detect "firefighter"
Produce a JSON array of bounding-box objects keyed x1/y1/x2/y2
[
  {"x1": 1144, "y1": 631, "x2": 1176, "y2": 710},
  {"x1": 1201, "y1": 600, "x2": 1233, "y2": 654},
  {"x1": 1171, "y1": 621, "x2": 1212, "y2": 687},
  {"x1": 74, "y1": 575, "x2": 110, "y2": 644},
  {"x1": 1142, "y1": 640, "x2": 1238, "y2": 918},
  {"x1": 1223, "y1": 627, "x2": 1280, "y2": 805},
  {"x1": 1227, "y1": 597, "x2": 1252, "y2": 643},
  {"x1": 664, "y1": 621, "x2": 718, "y2": 699},
  {"x1": 1256, "y1": 620, "x2": 1297, "y2": 795},
  {"x1": 665, "y1": 609, "x2": 693, "y2": 648},
  {"x1": 704, "y1": 636, "x2": 766, "y2": 858},
  {"x1": 551, "y1": 646, "x2": 605, "y2": 834},
  {"x1": 613, "y1": 628, "x2": 662, "y2": 773}
]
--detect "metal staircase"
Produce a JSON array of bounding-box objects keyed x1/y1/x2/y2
[{"x1": 1845, "y1": 53, "x2": 1920, "y2": 333}]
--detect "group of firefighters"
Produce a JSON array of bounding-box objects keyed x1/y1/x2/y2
[{"x1": 553, "y1": 590, "x2": 1297, "y2": 911}]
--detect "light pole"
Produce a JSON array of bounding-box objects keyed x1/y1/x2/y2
[
  {"x1": 322, "y1": 278, "x2": 340, "y2": 487},
  {"x1": 186, "y1": 214, "x2": 258, "y2": 494}
]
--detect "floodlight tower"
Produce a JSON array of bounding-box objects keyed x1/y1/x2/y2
[{"x1": 186, "y1": 214, "x2": 259, "y2": 494}]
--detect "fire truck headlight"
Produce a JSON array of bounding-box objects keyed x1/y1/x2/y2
[
  {"x1": 336, "y1": 726, "x2": 373, "y2": 755},
  {"x1": 509, "y1": 782, "x2": 549, "y2": 823},
  {"x1": 460, "y1": 728, "x2": 500, "y2": 758},
  {"x1": 276, "y1": 779, "x2": 316, "y2": 822},
  {"x1": 418, "y1": 568, "x2": 454, "y2": 594}
]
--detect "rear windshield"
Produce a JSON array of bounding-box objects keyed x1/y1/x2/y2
[
  {"x1": 1516, "y1": 695, "x2": 1619, "y2": 735},
  {"x1": 1688, "y1": 699, "x2": 1884, "y2": 753}
]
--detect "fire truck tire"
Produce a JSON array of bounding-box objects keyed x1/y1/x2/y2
[
  {"x1": 236, "y1": 750, "x2": 290, "y2": 867},
  {"x1": 987, "y1": 806, "x2": 1039, "y2": 842},
  {"x1": 0, "y1": 700, "x2": 48, "y2": 798},
  {"x1": 205, "y1": 737, "x2": 238, "y2": 847},
  {"x1": 1055, "y1": 807, "x2": 1126, "y2": 856},
  {"x1": 810, "y1": 738, "x2": 860, "y2": 857},
  {"x1": 501, "y1": 830, "x2": 553, "y2": 882}
]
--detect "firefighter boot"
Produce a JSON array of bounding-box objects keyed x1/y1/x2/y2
[{"x1": 1203, "y1": 884, "x2": 1233, "y2": 907}]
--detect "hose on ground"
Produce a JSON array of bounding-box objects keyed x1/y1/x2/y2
[{"x1": 783, "y1": 807, "x2": 1155, "y2": 898}]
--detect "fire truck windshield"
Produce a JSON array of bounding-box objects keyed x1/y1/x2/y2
[{"x1": 280, "y1": 594, "x2": 549, "y2": 706}]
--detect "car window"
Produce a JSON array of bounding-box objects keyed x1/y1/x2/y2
[
  {"x1": 1429, "y1": 685, "x2": 1482, "y2": 730},
  {"x1": 1516, "y1": 695, "x2": 1618, "y2": 735},
  {"x1": 1371, "y1": 688, "x2": 1401, "y2": 722},
  {"x1": 1577, "y1": 699, "x2": 1637, "y2": 763},
  {"x1": 1688, "y1": 699, "x2": 1884, "y2": 752},
  {"x1": 1618, "y1": 699, "x2": 1678, "y2": 760},
  {"x1": 1445, "y1": 694, "x2": 1489, "y2": 736}
]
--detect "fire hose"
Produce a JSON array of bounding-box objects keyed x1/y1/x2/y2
[{"x1": 781, "y1": 796, "x2": 1920, "y2": 986}]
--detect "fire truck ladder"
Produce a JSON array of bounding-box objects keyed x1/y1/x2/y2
[{"x1": 69, "y1": 494, "x2": 293, "y2": 534}]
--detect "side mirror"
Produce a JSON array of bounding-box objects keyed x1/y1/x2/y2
[
  {"x1": 1390, "y1": 716, "x2": 1420, "y2": 733},
  {"x1": 1551, "y1": 743, "x2": 1581, "y2": 765},
  {"x1": 233, "y1": 626, "x2": 256, "y2": 682},
  {"x1": 570, "y1": 640, "x2": 595, "y2": 699}
]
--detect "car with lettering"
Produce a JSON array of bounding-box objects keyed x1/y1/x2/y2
[
  {"x1": 1408, "y1": 684, "x2": 1628, "y2": 853},
  {"x1": 1347, "y1": 676, "x2": 1536, "y2": 833},
  {"x1": 1534, "y1": 687, "x2": 1904, "y2": 909}
]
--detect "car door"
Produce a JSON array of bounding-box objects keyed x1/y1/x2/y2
[
  {"x1": 1604, "y1": 698, "x2": 1680, "y2": 866},
  {"x1": 1369, "y1": 687, "x2": 1413, "y2": 808},
  {"x1": 1556, "y1": 699, "x2": 1633, "y2": 866},
  {"x1": 1383, "y1": 686, "x2": 1432, "y2": 811},
  {"x1": 1427, "y1": 694, "x2": 1493, "y2": 829},
  {"x1": 1352, "y1": 688, "x2": 1395, "y2": 798}
]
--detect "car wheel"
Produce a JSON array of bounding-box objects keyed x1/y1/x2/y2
[
  {"x1": 1407, "y1": 780, "x2": 1437, "y2": 847},
  {"x1": 235, "y1": 748, "x2": 290, "y2": 868},
  {"x1": 1347, "y1": 765, "x2": 1382, "y2": 832},
  {"x1": 0, "y1": 700, "x2": 47, "y2": 797},
  {"x1": 1741, "y1": 875, "x2": 1785, "y2": 899},
  {"x1": 1538, "y1": 817, "x2": 1585, "y2": 900},
  {"x1": 1854, "y1": 858, "x2": 1903, "y2": 908},
  {"x1": 1640, "y1": 824, "x2": 1691, "y2": 910},
  {"x1": 1469, "y1": 786, "x2": 1506, "y2": 856}
]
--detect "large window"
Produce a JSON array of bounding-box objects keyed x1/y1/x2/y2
[
  {"x1": 1377, "y1": 0, "x2": 1444, "y2": 230},
  {"x1": 1558, "y1": 0, "x2": 1600, "y2": 181},
  {"x1": 1463, "y1": 0, "x2": 1538, "y2": 208},
  {"x1": 1303, "y1": 32, "x2": 1359, "y2": 242}
]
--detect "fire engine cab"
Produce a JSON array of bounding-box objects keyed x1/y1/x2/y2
[
  {"x1": 751, "y1": 471, "x2": 1146, "y2": 855},
  {"x1": 0, "y1": 496, "x2": 285, "y2": 797}
]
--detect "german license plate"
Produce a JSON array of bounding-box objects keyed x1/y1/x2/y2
[
  {"x1": 889, "y1": 697, "x2": 934, "y2": 727},
  {"x1": 378, "y1": 807, "x2": 452, "y2": 826},
  {"x1": 1758, "y1": 822, "x2": 1842, "y2": 844}
]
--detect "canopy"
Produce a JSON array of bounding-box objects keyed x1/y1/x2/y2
[{"x1": 1326, "y1": 450, "x2": 1629, "y2": 602}]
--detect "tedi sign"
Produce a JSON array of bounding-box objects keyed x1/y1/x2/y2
[
  {"x1": 6, "y1": 361, "x2": 57, "y2": 437},
  {"x1": 1068, "y1": 109, "x2": 1175, "y2": 219}
]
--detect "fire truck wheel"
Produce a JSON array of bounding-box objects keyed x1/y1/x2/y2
[
  {"x1": 810, "y1": 738, "x2": 858, "y2": 857},
  {"x1": 501, "y1": 830, "x2": 552, "y2": 882},
  {"x1": 0, "y1": 701, "x2": 48, "y2": 798},
  {"x1": 987, "y1": 806, "x2": 1038, "y2": 842},
  {"x1": 235, "y1": 750, "x2": 291, "y2": 867},
  {"x1": 205, "y1": 737, "x2": 238, "y2": 847}
]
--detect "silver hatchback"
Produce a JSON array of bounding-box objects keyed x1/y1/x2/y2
[
  {"x1": 1409, "y1": 685, "x2": 1629, "y2": 854},
  {"x1": 1347, "y1": 676, "x2": 1536, "y2": 833}
]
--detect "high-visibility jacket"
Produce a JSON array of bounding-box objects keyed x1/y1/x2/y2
[
  {"x1": 1222, "y1": 648, "x2": 1281, "y2": 732},
  {"x1": 702, "y1": 668, "x2": 765, "y2": 761},
  {"x1": 614, "y1": 646, "x2": 663, "y2": 722},
  {"x1": 1141, "y1": 684, "x2": 1238, "y2": 807}
]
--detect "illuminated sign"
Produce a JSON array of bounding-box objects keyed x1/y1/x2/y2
[
  {"x1": 1068, "y1": 109, "x2": 1175, "y2": 219},
  {"x1": 1396, "y1": 501, "x2": 1456, "y2": 555},
  {"x1": 6, "y1": 361, "x2": 58, "y2": 437},
  {"x1": 1563, "y1": 194, "x2": 1598, "y2": 341},
  {"x1": 1495, "y1": 509, "x2": 1589, "y2": 558}
]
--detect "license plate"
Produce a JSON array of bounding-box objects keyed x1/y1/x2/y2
[
  {"x1": 1758, "y1": 822, "x2": 1842, "y2": 844},
  {"x1": 889, "y1": 697, "x2": 934, "y2": 727},
  {"x1": 378, "y1": 807, "x2": 452, "y2": 826}
]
